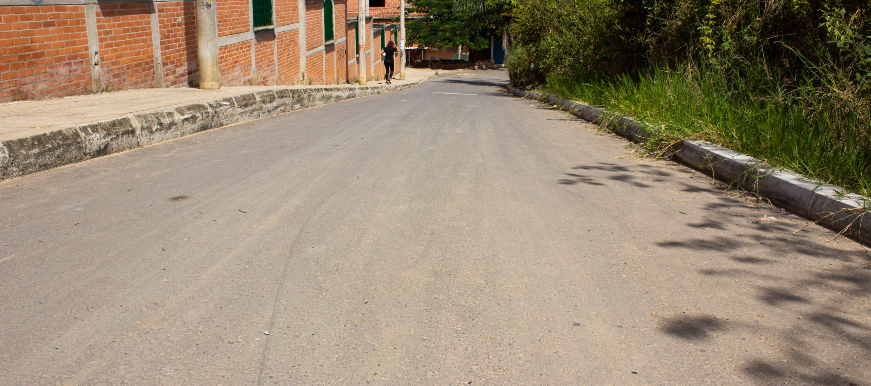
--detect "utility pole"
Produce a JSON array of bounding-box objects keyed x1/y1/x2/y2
[
  {"x1": 357, "y1": 0, "x2": 367, "y2": 84},
  {"x1": 196, "y1": 0, "x2": 220, "y2": 89},
  {"x1": 399, "y1": 0, "x2": 405, "y2": 80}
]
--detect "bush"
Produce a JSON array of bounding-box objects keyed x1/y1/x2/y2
[{"x1": 509, "y1": 0, "x2": 870, "y2": 196}]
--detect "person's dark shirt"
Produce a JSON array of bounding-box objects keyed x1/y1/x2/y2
[{"x1": 383, "y1": 46, "x2": 397, "y2": 64}]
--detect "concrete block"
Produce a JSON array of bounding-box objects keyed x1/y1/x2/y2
[
  {"x1": 174, "y1": 103, "x2": 215, "y2": 136},
  {"x1": 206, "y1": 98, "x2": 240, "y2": 125},
  {"x1": 233, "y1": 93, "x2": 258, "y2": 110},
  {"x1": 77, "y1": 118, "x2": 137, "y2": 158},
  {"x1": 1, "y1": 127, "x2": 85, "y2": 178},
  {"x1": 131, "y1": 111, "x2": 177, "y2": 146}
]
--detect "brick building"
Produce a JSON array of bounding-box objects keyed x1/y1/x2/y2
[{"x1": 0, "y1": 0, "x2": 402, "y2": 103}]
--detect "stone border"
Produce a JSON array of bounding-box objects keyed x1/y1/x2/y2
[
  {"x1": 0, "y1": 82, "x2": 419, "y2": 180},
  {"x1": 507, "y1": 85, "x2": 871, "y2": 246}
]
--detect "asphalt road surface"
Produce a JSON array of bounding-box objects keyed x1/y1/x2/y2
[{"x1": 1, "y1": 69, "x2": 869, "y2": 385}]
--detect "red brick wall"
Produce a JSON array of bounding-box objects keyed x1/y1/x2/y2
[
  {"x1": 349, "y1": 0, "x2": 414, "y2": 19},
  {"x1": 219, "y1": 41, "x2": 253, "y2": 86},
  {"x1": 217, "y1": 0, "x2": 250, "y2": 37},
  {"x1": 348, "y1": 46, "x2": 358, "y2": 83},
  {"x1": 305, "y1": 2, "x2": 323, "y2": 51},
  {"x1": 335, "y1": 39, "x2": 348, "y2": 84},
  {"x1": 0, "y1": 5, "x2": 91, "y2": 102},
  {"x1": 276, "y1": 29, "x2": 301, "y2": 84},
  {"x1": 366, "y1": 23, "x2": 381, "y2": 80},
  {"x1": 0, "y1": 0, "x2": 368, "y2": 101},
  {"x1": 370, "y1": 0, "x2": 402, "y2": 19},
  {"x1": 254, "y1": 35, "x2": 276, "y2": 85},
  {"x1": 96, "y1": 3, "x2": 155, "y2": 90},
  {"x1": 157, "y1": 1, "x2": 197, "y2": 87},
  {"x1": 306, "y1": 50, "x2": 324, "y2": 85},
  {"x1": 334, "y1": 0, "x2": 346, "y2": 83},
  {"x1": 276, "y1": 0, "x2": 299, "y2": 26},
  {"x1": 324, "y1": 45, "x2": 335, "y2": 85}
]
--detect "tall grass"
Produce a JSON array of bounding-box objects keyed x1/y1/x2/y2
[{"x1": 542, "y1": 60, "x2": 871, "y2": 198}]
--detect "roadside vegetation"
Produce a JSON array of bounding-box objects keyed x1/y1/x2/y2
[{"x1": 506, "y1": 0, "x2": 871, "y2": 197}]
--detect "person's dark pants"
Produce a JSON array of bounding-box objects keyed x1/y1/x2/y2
[{"x1": 384, "y1": 62, "x2": 394, "y2": 80}]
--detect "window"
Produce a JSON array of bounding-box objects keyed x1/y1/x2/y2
[
  {"x1": 252, "y1": 0, "x2": 273, "y2": 28},
  {"x1": 324, "y1": 0, "x2": 334, "y2": 41},
  {"x1": 354, "y1": 22, "x2": 358, "y2": 54},
  {"x1": 380, "y1": 28, "x2": 385, "y2": 49},
  {"x1": 370, "y1": 0, "x2": 385, "y2": 7}
]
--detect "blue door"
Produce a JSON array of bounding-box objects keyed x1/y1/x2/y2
[{"x1": 493, "y1": 38, "x2": 504, "y2": 64}]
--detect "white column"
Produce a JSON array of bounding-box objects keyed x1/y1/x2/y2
[
  {"x1": 399, "y1": 0, "x2": 405, "y2": 80},
  {"x1": 300, "y1": 0, "x2": 307, "y2": 81},
  {"x1": 357, "y1": 0, "x2": 366, "y2": 84},
  {"x1": 196, "y1": 0, "x2": 220, "y2": 89}
]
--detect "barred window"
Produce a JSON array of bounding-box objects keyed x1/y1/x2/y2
[
  {"x1": 324, "y1": 0, "x2": 334, "y2": 41},
  {"x1": 252, "y1": 0, "x2": 273, "y2": 28},
  {"x1": 354, "y1": 22, "x2": 358, "y2": 54}
]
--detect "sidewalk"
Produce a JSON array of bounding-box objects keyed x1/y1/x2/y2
[{"x1": 0, "y1": 68, "x2": 446, "y2": 180}]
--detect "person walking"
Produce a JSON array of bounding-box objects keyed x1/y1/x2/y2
[{"x1": 381, "y1": 41, "x2": 398, "y2": 84}]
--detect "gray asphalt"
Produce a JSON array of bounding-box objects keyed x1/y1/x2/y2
[{"x1": 1, "y1": 69, "x2": 869, "y2": 385}]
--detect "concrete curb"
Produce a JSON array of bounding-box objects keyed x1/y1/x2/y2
[
  {"x1": 507, "y1": 85, "x2": 871, "y2": 245},
  {"x1": 414, "y1": 63, "x2": 506, "y2": 71},
  {"x1": 468, "y1": 64, "x2": 507, "y2": 71},
  {"x1": 0, "y1": 82, "x2": 419, "y2": 180}
]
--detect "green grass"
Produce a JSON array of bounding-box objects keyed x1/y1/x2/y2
[{"x1": 541, "y1": 61, "x2": 871, "y2": 198}]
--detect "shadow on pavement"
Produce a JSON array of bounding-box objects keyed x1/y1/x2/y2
[
  {"x1": 557, "y1": 155, "x2": 869, "y2": 384},
  {"x1": 654, "y1": 176, "x2": 870, "y2": 385},
  {"x1": 557, "y1": 162, "x2": 675, "y2": 188}
]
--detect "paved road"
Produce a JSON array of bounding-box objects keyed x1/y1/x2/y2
[{"x1": 1, "y1": 70, "x2": 869, "y2": 385}]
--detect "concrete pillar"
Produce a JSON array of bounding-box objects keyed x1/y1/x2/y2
[
  {"x1": 399, "y1": 0, "x2": 405, "y2": 80},
  {"x1": 357, "y1": 0, "x2": 366, "y2": 84},
  {"x1": 84, "y1": 4, "x2": 102, "y2": 92},
  {"x1": 196, "y1": 0, "x2": 220, "y2": 89},
  {"x1": 149, "y1": 2, "x2": 165, "y2": 88},
  {"x1": 299, "y1": 0, "x2": 306, "y2": 81}
]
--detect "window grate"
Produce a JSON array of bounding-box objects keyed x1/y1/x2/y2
[
  {"x1": 324, "y1": 0, "x2": 334, "y2": 41},
  {"x1": 252, "y1": 0, "x2": 272, "y2": 28}
]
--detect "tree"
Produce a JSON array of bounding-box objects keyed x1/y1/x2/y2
[
  {"x1": 452, "y1": 0, "x2": 516, "y2": 59},
  {"x1": 407, "y1": 0, "x2": 509, "y2": 50}
]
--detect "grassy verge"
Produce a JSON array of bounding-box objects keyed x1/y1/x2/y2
[{"x1": 541, "y1": 61, "x2": 871, "y2": 198}]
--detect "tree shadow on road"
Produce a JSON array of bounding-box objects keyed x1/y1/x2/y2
[
  {"x1": 556, "y1": 162, "x2": 677, "y2": 189},
  {"x1": 548, "y1": 103, "x2": 870, "y2": 384},
  {"x1": 650, "y1": 178, "x2": 871, "y2": 385}
]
